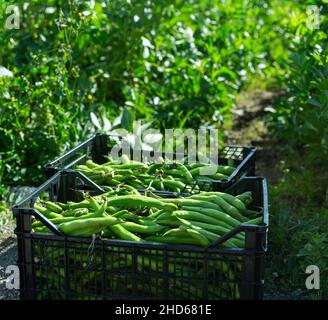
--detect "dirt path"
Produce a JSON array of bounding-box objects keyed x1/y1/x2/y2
[
  {"x1": 227, "y1": 89, "x2": 283, "y2": 184},
  {"x1": 228, "y1": 89, "x2": 299, "y2": 300}
]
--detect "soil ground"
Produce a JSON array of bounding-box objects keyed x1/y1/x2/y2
[
  {"x1": 227, "y1": 89, "x2": 283, "y2": 184},
  {"x1": 228, "y1": 89, "x2": 297, "y2": 300}
]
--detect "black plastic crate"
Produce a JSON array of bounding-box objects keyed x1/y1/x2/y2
[
  {"x1": 44, "y1": 133, "x2": 256, "y2": 191},
  {"x1": 13, "y1": 171, "x2": 268, "y2": 300}
]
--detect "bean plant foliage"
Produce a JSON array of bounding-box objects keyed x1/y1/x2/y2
[
  {"x1": 0, "y1": 0, "x2": 305, "y2": 188},
  {"x1": 270, "y1": 15, "x2": 328, "y2": 161}
]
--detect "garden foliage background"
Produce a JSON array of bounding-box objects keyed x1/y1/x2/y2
[{"x1": 0, "y1": 0, "x2": 327, "y2": 298}]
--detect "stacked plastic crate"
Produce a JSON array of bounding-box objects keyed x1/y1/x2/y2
[{"x1": 13, "y1": 133, "x2": 268, "y2": 300}]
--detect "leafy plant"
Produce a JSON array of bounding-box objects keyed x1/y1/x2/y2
[
  {"x1": 0, "y1": 201, "x2": 12, "y2": 225},
  {"x1": 89, "y1": 109, "x2": 163, "y2": 151},
  {"x1": 269, "y1": 4, "x2": 328, "y2": 162},
  {"x1": 0, "y1": 0, "x2": 307, "y2": 188}
]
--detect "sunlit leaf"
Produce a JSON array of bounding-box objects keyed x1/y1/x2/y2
[
  {"x1": 121, "y1": 108, "x2": 134, "y2": 132},
  {"x1": 102, "y1": 113, "x2": 112, "y2": 131},
  {"x1": 307, "y1": 98, "x2": 322, "y2": 108},
  {"x1": 0, "y1": 66, "x2": 13, "y2": 78},
  {"x1": 137, "y1": 121, "x2": 153, "y2": 136},
  {"x1": 90, "y1": 112, "x2": 102, "y2": 130},
  {"x1": 141, "y1": 36, "x2": 154, "y2": 49},
  {"x1": 112, "y1": 114, "x2": 122, "y2": 128}
]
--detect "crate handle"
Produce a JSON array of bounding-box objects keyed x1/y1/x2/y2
[
  {"x1": 72, "y1": 170, "x2": 106, "y2": 193},
  {"x1": 227, "y1": 147, "x2": 256, "y2": 182},
  {"x1": 32, "y1": 208, "x2": 64, "y2": 236},
  {"x1": 46, "y1": 134, "x2": 97, "y2": 168},
  {"x1": 207, "y1": 223, "x2": 267, "y2": 249},
  {"x1": 206, "y1": 225, "x2": 244, "y2": 248}
]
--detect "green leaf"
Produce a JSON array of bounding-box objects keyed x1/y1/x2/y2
[
  {"x1": 307, "y1": 98, "x2": 322, "y2": 108},
  {"x1": 121, "y1": 108, "x2": 134, "y2": 132},
  {"x1": 102, "y1": 113, "x2": 112, "y2": 131},
  {"x1": 90, "y1": 112, "x2": 102, "y2": 130}
]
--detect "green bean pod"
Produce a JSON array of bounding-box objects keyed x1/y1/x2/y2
[
  {"x1": 121, "y1": 221, "x2": 165, "y2": 235},
  {"x1": 85, "y1": 160, "x2": 99, "y2": 169},
  {"x1": 162, "y1": 180, "x2": 186, "y2": 191},
  {"x1": 181, "y1": 205, "x2": 240, "y2": 228},
  {"x1": 244, "y1": 216, "x2": 263, "y2": 225},
  {"x1": 216, "y1": 165, "x2": 235, "y2": 175},
  {"x1": 166, "y1": 227, "x2": 209, "y2": 246},
  {"x1": 111, "y1": 209, "x2": 129, "y2": 218},
  {"x1": 34, "y1": 205, "x2": 62, "y2": 219},
  {"x1": 87, "y1": 196, "x2": 101, "y2": 211},
  {"x1": 43, "y1": 201, "x2": 63, "y2": 214},
  {"x1": 67, "y1": 200, "x2": 90, "y2": 210},
  {"x1": 202, "y1": 192, "x2": 247, "y2": 212},
  {"x1": 177, "y1": 217, "x2": 226, "y2": 241},
  {"x1": 176, "y1": 163, "x2": 193, "y2": 182},
  {"x1": 236, "y1": 192, "x2": 253, "y2": 206},
  {"x1": 62, "y1": 208, "x2": 89, "y2": 217},
  {"x1": 162, "y1": 198, "x2": 222, "y2": 211},
  {"x1": 109, "y1": 224, "x2": 142, "y2": 242},
  {"x1": 106, "y1": 195, "x2": 177, "y2": 212},
  {"x1": 58, "y1": 216, "x2": 121, "y2": 237},
  {"x1": 173, "y1": 210, "x2": 235, "y2": 228},
  {"x1": 107, "y1": 163, "x2": 147, "y2": 169},
  {"x1": 181, "y1": 220, "x2": 244, "y2": 241},
  {"x1": 155, "y1": 218, "x2": 180, "y2": 227},
  {"x1": 211, "y1": 197, "x2": 244, "y2": 221},
  {"x1": 186, "y1": 162, "x2": 205, "y2": 170},
  {"x1": 147, "y1": 163, "x2": 163, "y2": 174}
]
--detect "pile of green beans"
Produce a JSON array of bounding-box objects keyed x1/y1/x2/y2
[
  {"x1": 32, "y1": 186, "x2": 262, "y2": 248},
  {"x1": 75, "y1": 155, "x2": 236, "y2": 193},
  {"x1": 31, "y1": 186, "x2": 262, "y2": 299}
]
